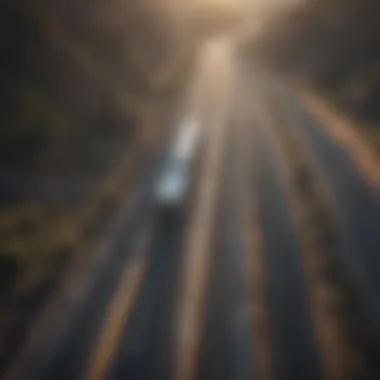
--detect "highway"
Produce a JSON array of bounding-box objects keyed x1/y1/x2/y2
[{"x1": 5, "y1": 37, "x2": 380, "y2": 380}]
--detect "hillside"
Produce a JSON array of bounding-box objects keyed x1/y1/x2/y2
[{"x1": 0, "y1": 0, "x2": 195, "y2": 301}]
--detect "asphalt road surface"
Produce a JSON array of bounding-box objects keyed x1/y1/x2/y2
[{"x1": 6, "y1": 37, "x2": 380, "y2": 380}]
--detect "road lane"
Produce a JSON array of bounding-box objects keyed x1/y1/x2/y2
[
  {"x1": 172, "y1": 38, "x2": 236, "y2": 380},
  {"x1": 107, "y1": 218, "x2": 185, "y2": 380},
  {"x1": 93, "y1": 43, "x2": 238, "y2": 378},
  {"x1": 257, "y1": 128, "x2": 322, "y2": 380},
  {"x1": 198, "y1": 108, "x2": 252, "y2": 380},
  {"x1": 83, "y1": 219, "x2": 155, "y2": 380},
  {"x1": 260, "y1": 82, "x2": 380, "y2": 378},
  {"x1": 245, "y1": 89, "x2": 323, "y2": 380},
  {"x1": 270, "y1": 86, "x2": 380, "y2": 336},
  {"x1": 234, "y1": 66, "x2": 277, "y2": 380}
]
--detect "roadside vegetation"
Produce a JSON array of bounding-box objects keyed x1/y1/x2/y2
[
  {"x1": 0, "y1": 0, "x2": 198, "y2": 372},
  {"x1": 0, "y1": 0, "x2": 192, "y2": 286}
]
